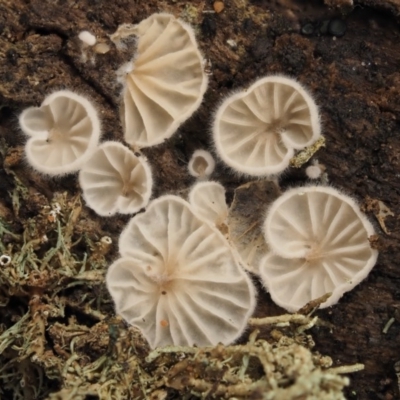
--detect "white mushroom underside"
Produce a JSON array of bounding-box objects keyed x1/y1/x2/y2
[
  {"x1": 261, "y1": 186, "x2": 378, "y2": 311},
  {"x1": 122, "y1": 14, "x2": 208, "y2": 148},
  {"x1": 21, "y1": 91, "x2": 100, "y2": 175},
  {"x1": 214, "y1": 76, "x2": 320, "y2": 175},
  {"x1": 107, "y1": 196, "x2": 255, "y2": 348},
  {"x1": 79, "y1": 142, "x2": 152, "y2": 216},
  {"x1": 188, "y1": 181, "x2": 228, "y2": 227}
]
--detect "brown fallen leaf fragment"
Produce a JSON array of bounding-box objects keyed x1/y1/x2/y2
[
  {"x1": 227, "y1": 180, "x2": 281, "y2": 274},
  {"x1": 362, "y1": 196, "x2": 394, "y2": 235}
]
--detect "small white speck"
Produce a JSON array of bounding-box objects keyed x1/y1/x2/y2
[
  {"x1": 79, "y1": 31, "x2": 97, "y2": 46},
  {"x1": 226, "y1": 39, "x2": 237, "y2": 49},
  {"x1": 0, "y1": 255, "x2": 11, "y2": 266}
]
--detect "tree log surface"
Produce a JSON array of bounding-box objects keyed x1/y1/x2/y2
[{"x1": 0, "y1": 0, "x2": 399, "y2": 398}]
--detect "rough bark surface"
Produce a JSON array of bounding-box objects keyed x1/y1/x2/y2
[{"x1": 0, "y1": 0, "x2": 400, "y2": 399}]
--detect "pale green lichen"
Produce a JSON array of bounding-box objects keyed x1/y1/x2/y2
[{"x1": 290, "y1": 136, "x2": 326, "y2": 168}]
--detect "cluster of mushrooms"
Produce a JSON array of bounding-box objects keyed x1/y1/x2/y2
[{"x1": 18, "y1": 13, "x2": 378, "y2": 349}]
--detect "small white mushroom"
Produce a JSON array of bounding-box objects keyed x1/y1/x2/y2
[
  {"x1": 188, "y1": 149, "x2": 215, "y2": 179},
  {"x1": 106, "y1": 195, "x2": 256, "y2": 348},
  {"x1": 97, "y1": 236, "x2": 113, "y2": 255},
  {"x1": 260, "y1": 186, "x2": 378, "y2": 312},
  {"x1": 305, "y1": 159, "x2": 326, "y2": 180},
  {"x1": 101, "y1": 236, "x2": 112, "y2": 245},
  {"x1": 213, "y1": 75, "x2": 321, "y2": 176},
  {"x1": 188, "y1": 181, "x2": 228, "y2": 230},
  {"x1": 116, "y1": 13, "x2": 208, "y2": 148},
  {"x1": 0, "y1": 255, "x2": 11, "y2": 266},
  {"x1": 79, "y1": 141, "x2": 153, "y2": 216},
  {"x1": 78, "y1": 31, "x2": 97, "y2": 46},
  {"x1": 305, "y1": 165, "x2": 322, "y2": 179},
  {"x1": 19, "y1": 90, "x2": 101, "y2": 176}
]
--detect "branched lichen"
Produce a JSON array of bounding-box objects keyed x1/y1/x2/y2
[
  {"x1": 144, "y1": 326, "x2": 357, "y2": 399},
  {"x1": 0, "y1": 165, "x2": 114, "y2": 399}
]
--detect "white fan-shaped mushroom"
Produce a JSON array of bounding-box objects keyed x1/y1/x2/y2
[
  {"x1": 106, "y1": 195, "x2": 256, "y2": 348},
  {"x1": 118, "y1": 13, "x2": 208, "y2": 148},
  {"x1": 188, "y1": 181, "x2": 228, "y2": 229},
  {"x1": 79, "y1": 141, "x2": 152, "y2": 216},
  {"x1": 188, "y1": 149, "x2": 215, "y2": 179},
  {"x1": 19, "y1": 90, "x2": 101, "y2": 175},
  {"x1": 213, "y1": 76, "x2": 321, "y2": 176},
  {"x1": 260, "y1": 186, "x2": 378, "y2": 311}
]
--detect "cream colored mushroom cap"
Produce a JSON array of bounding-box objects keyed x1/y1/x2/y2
[
  {"x1": 213, "y1": 75, "x2": 321, "y2": 176},
  {"x1": 261, "y1": 186, "x2": 378, "y2": 312},
  {"x1": 188, "y1": 181, "x2": 228, "y2": 228},
  {"x1": 188, "y1": 149, "x2": 215, "y2": 179},
  {"x1": 120, "y1": 13, "x2": 208, "y2": 148},
  {"x1": 106, "y1": 195, "x2": 256, "y2": 348},
  {"x1": 20, "y1": 90, "x2": 101, "y2": 175},
  {"x1": 79, "y1": 141, "x2": 152, "y2": 216}
]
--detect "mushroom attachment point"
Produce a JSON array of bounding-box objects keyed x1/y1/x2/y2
[
  {"x1": 260, "y1": 186, "x2": 378, "y2": 312},
  {"x1": 106, "y1": 195, "x2": 256, "y2": 348}
]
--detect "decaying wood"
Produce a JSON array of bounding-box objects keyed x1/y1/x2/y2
[{"x1": 0, "y1": 0, "x2": 399, "y2": 398}]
